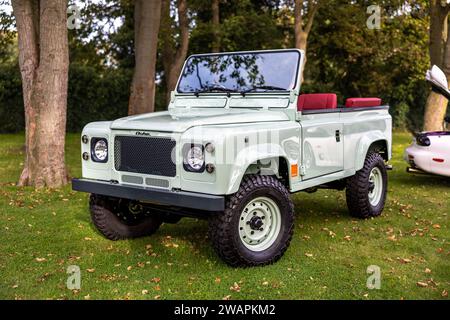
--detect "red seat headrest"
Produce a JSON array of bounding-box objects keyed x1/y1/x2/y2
[
  {"x1": 297, "y1": 93, "x2": 337, "y2": 111},
  {"x1": 345, "y1": 98, "x2": 381, "y2": 108}
]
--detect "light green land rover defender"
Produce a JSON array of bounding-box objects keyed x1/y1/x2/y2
[{"x1": 72, "y1": 49, "x2": 392, "y2": 267}]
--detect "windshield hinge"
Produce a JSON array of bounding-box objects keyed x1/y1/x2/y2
[{"x1": 289, "y1": 90, "x2": 299, "y2": 103}]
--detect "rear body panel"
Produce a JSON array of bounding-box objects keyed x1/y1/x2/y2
[{"x1": 405, "y1": 132, "x2": 450, "y2": 177}]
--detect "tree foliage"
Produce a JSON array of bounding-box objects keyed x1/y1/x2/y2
[{"x1": 0, "y1": 0, "x2": 439, "y2": 132}]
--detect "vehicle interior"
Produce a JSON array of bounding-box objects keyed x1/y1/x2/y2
[{"x1": 297, "y1": 93, "x2": 385, "y2": 113}]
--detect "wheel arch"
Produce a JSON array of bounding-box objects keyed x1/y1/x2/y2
[
  {"x1": 226, "y1": 147, "x2": 292, "y2": 194},
  {"x1": 355, "y1": 134, "x2": 390, "y2": 171}
]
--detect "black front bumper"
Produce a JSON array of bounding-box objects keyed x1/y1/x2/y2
[{"x1": 72, "y1": 178, "x2": 225, "y2": 211}]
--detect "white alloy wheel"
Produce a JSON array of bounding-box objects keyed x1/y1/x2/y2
[
  {"x1": 368, "y1": 167, "x2": 383, "y2": 206},
  {"x1": 238, "y1": 196, "x2": 281, "y2": 252}
]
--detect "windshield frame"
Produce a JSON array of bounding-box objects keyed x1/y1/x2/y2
[{"x1": 175, "y1": 49, "x2": 302, "y2": 95}]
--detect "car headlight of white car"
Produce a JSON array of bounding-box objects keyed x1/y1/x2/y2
[
  {"x1": 91, "y1": 138, "x2": 108, "y2": 162},
  {"x1": 183, "y1": 144, "x2": 205, "y2": 172}
]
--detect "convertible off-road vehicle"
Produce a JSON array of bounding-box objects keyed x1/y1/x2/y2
[{"x1": 72, "y1": 49, "x2": 392, "y2": 267}]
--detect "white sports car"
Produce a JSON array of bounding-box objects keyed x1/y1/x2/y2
[{"x1": 404, "y1": 65, "x2": 450, "y2": 177}]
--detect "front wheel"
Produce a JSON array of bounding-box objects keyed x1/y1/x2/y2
[
  {"x1": 208, "y1": 175, "x2": 294, "y2": 267},
  {"x1": 89, "y1": 194, "x2": 162, "y2": 240},
  {"x1": 346, "y1": 152, "x2": 388, "y2": 219}
]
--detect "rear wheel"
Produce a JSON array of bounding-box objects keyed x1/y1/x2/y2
[
  {"x1": 346, "y1": 153, "x2": 388, "y2": 219},
  {"x1": 208, "y1": 175, "x2": 294, "y2": 267},
  {"x1": 89, "y1": 194, "x2": 162, "y2": 240}
]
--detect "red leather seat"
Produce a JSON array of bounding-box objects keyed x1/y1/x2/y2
[
  {"x1": 297, "y1": 93, "x2": 337, "y2": 111},
  {"x1": 345, "y1": 98, "x2": 381, "y2": 108}
]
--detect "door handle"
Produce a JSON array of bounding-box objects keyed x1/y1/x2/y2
[{"x1": 335, "y1": 130, "x2": 341, "y2": 142}]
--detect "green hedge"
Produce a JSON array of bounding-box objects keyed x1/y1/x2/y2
[
  {"x1": 0, "y1": 64, "x2": 24, "y2": 133},
  {"x1": 0, "y1": 63, "x2": 132, "y2": 133},
  {"x1": 66, "y1": 64, "x2": 131, "y2": 132}
]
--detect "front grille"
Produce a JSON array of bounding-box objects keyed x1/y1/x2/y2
[{"x1": 114, "y1": 135, "x2": 176, "y2": 177}]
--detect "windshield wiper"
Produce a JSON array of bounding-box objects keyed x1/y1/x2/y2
[
  {"x1": 194, "y1": 85, "x2": 237, "y2": 97},
  {"x1": 240, "y1": 85, "x2": 287, "y2": 95}
]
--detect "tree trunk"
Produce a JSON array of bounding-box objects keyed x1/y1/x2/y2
[
  {"x1": 423, "y1": 92, "x2": 447, "y2": 131},
  {"x1": 423, "y1": 1, "x2": 450, "y2": 131},
  {"x1": 161, "y1": 0, "x2": 189, "y2": 103},
  {"x1": 295, "y1": 30, "x2": 308, "y2": 52},
  {"x1": 429, "y1": 0, "x2": 448, "y2": 67},
  {"x1": 211, "y1": 0, "x2": 220, "y2": 53},
  {"x1": 294, "y1": 0, "x2": 319, "y2": 79},
  {"x1": 128, "y1": 0, "x2": 162, "y2": 115},
  {"x1": 13, "y1": 0, "x2": 69, "y2": 188}
]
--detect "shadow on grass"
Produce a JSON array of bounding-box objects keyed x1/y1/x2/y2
[
  {"x1": 74, "y1": 202, "x2": 217, "y2": 264},
  {"x1": 391, "y1": 171, "x2": 450, "y2": 187}
]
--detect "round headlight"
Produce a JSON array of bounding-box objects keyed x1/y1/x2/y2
[
  {"x1": 93, "y1": 139, "x2": 108, "y2": 162},
  {"x1": 185, "y1": 146, "x2": 204, "y2": 171}
]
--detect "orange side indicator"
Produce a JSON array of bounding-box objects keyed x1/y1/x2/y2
[{"x1": 291, "y1": 164, "x2": 298, "y2": 177}]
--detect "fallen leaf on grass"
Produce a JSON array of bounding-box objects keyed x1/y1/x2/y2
[
  {"x1": 84, "y1": 294, "x2": 91, "y2": 300},
  {"x1": 343, "y1": 235, "x2": 351, "y2": 241},
  {"x1": 12, "y1": 284, "x2": 18, "y2": 289},
  {"x1": 35, "y1": 258, "x2": 46, "y2": 262},
  {"x1": 424, "y1": 268, "x2": 431, "y2": 274},
  {"x1": 127, "y1": 266, "x2": 132, "y2": 271},
  {"x1": 432, "y1": 224, "x2": 441, "y2": 229},
  {"x1": 223, "y1": 295, "x2": 232, "y2": 300},
  {"x1": 442, "y1": 290, "x2": 448, "y2": 297},
  {"x1": 142, "y1": 290, "x2": 149, "y2": 295},
  {"x1": 154, "y1": 295, "x2": 161, "y2": 300},
  {"x1": 84, "y1": 237, "x2": 92, "y2": 241},
  {"x1": 398, "y1": 257, "x2": 411, "y2": 264},
  {"x1": 230, "y1": 282, "x2": 241, "y2": 292},
  {"x1": 262, "y1": 281, "x2": 269, "y2": 286},
  {"x1": 215, "y1": 277, "x2": 221, "y2": 284},
  {"x1": 151, "y1": 277, "x2": 161, "y2": 283},
  {"x1": 305, "y1": 253, "x2": 313, "y2": 257},
  {"x1": 86, "y1": 268, "x2": 95, "y2": 273},
  {"x1": 387, "y1": 235, "x2": 397, "y2": 241},
  {"x1": 416, "y1": 281, "x2": 428, "y2": 287}
]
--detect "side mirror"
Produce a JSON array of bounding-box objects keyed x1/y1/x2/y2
[{"x1": 426, "y1": 65, "x2": 450, "y2": 100}]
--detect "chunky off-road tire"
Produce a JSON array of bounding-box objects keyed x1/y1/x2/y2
[
  {"x1": 208, "y1": 175, "x2": 294, "y2": 267},
  {"x1": 346, "y1": 153, "x2": 388, "y2": 219},
  {"x1": 89, "y1": 194, "x2": 162, "y2": 240}
]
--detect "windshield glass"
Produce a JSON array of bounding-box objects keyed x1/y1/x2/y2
[{"x1": 177, "y1": 50, "x2": 301, "y2": 93}]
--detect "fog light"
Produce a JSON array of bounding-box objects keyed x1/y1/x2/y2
[
  {"x1": 206, "y1": 163, "x2": 215, "y2": 173},
  {"x1": 82, "y1": 152, "x2": 89, "y2": 161},
  {"x1": 205, "y1": 142, "x2": 215, "y2": 153},
  {"x1": 82, "y1": 135, "x2": 89, "y2": 144}
]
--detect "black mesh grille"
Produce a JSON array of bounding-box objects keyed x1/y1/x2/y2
[{"x1": 114, "y1": 136, "x2": 176, "y2": 177}]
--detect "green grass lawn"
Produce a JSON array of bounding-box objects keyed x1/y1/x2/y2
[{"x1": 0, "y1": 132, "x2": 448, "y2": 300}]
